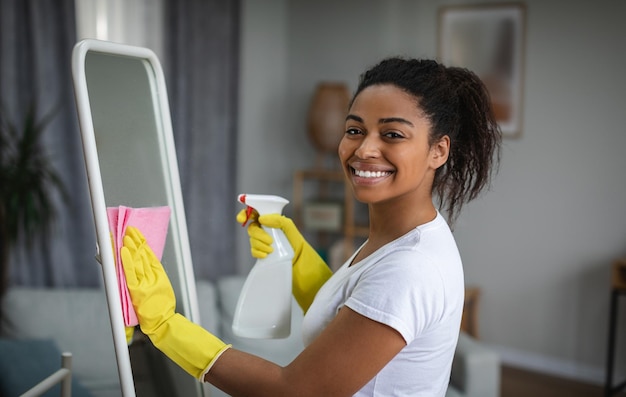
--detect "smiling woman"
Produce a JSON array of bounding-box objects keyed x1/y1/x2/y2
[{"x1": 115, "y1": 56, "x2": 502, "y2": 397}]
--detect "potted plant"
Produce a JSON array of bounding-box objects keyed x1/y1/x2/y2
[{"x1": 0, "y1": 102, "x2": 69, "y2": 313}]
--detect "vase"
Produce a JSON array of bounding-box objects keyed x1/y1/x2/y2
[{"x1": 306, "y1": 82, "x2": 351, "y2": 158}]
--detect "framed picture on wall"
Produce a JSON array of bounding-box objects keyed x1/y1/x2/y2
[{"x1": 438, "y1": 3, "x2": 526, "y2": 138}]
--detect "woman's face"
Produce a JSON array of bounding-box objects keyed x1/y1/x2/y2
[{"x1": 338, "y1": 84, "x2": 448, "y2": 206}]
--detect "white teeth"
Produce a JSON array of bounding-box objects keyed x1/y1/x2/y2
[{"x1": 354, "y1": 169, "x2": 391, "y2": 178}]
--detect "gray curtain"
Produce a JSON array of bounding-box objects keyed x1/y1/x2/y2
[
  {"x1": 164, "y1": 0, "x2": 240, "y2": 281},
  {"x1": 0, "y1": 0, "x2": 240, "y2": 288},
  {"x1": 0, "y1": 0, "x2": 99, "y2": 287}
]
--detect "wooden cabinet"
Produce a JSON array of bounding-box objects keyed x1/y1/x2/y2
[{"x1": 292, "y1": 168, "x2": 368, "y2": 266}]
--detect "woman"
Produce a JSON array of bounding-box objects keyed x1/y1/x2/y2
[{"x1": 121, "y1": 57, "x2": 501, "y2": 396}]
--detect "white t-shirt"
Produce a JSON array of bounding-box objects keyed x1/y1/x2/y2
[{"x1": 301, "y1": 212, "x2": 464, "y2": 397}]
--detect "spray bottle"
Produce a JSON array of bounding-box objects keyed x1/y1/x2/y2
[{"x1": 232, "y1": 194, "x2": 294, "y2": 339}]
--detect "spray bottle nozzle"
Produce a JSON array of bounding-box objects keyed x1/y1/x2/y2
[
  {"x1": 238, "y1": 194, "x2": 290, "y2": 219},
  {"x1": 238, "y1": 194, "x2": 253, "y2": 227}
]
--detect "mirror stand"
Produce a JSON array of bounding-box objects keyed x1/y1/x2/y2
[{"x1": 72, "y1": 39, "x2": 205, "y2": 397}]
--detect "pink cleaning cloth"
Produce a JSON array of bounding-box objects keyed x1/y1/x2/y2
[{"x1": 107, "y1": 205, "x2": 171, "y2": 327}]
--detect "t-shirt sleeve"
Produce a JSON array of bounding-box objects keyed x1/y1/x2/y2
[{"x1": 344, "y1": 250, "x2": 446, "y2": 344}]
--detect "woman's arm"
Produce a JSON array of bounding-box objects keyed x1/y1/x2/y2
[
  {"x1": 122, "y1": 225, "x2": 403, "y2": 396},
  {"x1": 206, "y1": 306, "x2": 406, "y2": 397}
]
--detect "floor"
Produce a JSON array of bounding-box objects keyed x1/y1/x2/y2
[{"x1": 501, "y1": 365, "x2": 626, "y2": 397}]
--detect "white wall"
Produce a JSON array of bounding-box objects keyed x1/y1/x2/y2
[{"x1": 238, "y1": 0, "x2": 626, "y2": 384}]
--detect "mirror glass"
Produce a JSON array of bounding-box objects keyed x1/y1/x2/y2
[{"x1": 72, "y1": 39, "x2": 205, "y2": 397}]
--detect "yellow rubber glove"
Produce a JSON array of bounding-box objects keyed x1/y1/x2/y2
[
  {"x1": 120, "y1": 226, "x2": 230, "y2": 380},
  {"x1": 237, "y1": 209, "x2": 332, "y2": 312}
]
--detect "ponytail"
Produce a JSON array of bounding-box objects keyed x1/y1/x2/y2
[{"x1": 434, "y1": 67, "x2": 502, "y2": 224}]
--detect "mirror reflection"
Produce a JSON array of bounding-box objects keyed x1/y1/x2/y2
[{"x1": 84, "y1": 51, "x2": 184, "y2": 302}]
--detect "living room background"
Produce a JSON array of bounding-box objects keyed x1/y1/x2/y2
[{"x1": 2, "y1": 0, "x2": 625, "y2": 390}]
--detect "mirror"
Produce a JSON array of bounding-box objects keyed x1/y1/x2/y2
[{"x1": 72, "y1": 39, "x2": 205, "y2": 397}]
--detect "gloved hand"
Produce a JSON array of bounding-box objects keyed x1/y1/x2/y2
[
  {"x1": 237, "y1": 210, "x2": 332, "y2": 312},
  {"x1": 121, "y1": 226, "x2": 230, "y2": 380},
  {"x1": 109, "y1": 232, "x2": 136, "y2": 345},
  {"x1": 125, "y1": 326, "x2": 135, "y2": 344}
]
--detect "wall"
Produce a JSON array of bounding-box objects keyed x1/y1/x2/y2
[
  {"x1": 236, "y1": 0, "x2": 289, "y2": 271},
  {"x1": 451, "y1": 0, "x2": 626, "y2": 382},
  {"x1": 238, "y1": 0, "x2": 626, "y2": 384}
]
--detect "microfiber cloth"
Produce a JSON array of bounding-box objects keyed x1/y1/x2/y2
[{"x1": 107, "y1": 205, "x2": 171, "y2": 326}]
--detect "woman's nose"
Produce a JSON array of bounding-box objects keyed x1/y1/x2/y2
[{"x1": 354, "y1": 135, "x2": 380, "y2": 159}]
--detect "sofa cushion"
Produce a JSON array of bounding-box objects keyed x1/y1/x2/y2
[
  {"x1": 0, "y1": 338, "x2": 93, "y2": 396},
  {"x1": 449, "y1": 332, "x2": 500, "y2": 397},
  {"x1": 445, "y1": 385, "x2": 463, "y2": 397},
  {"x1": 1, "y1": 288, "x2": 120, "y2": 397}
]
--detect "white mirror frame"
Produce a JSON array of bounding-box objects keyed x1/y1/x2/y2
[{"x1": 71, "y1": 39, "x2": 201, "y2": 396}]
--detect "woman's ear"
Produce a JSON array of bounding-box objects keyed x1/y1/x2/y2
[{"x1": 430, "y1": 135, "x2": 450, "y2": 169}]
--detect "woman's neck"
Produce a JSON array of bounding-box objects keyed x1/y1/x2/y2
[
  {"x1": 350, "y1": 197, "x2": 436, "y2": 266},
  {"x1": 368, "y1": 200, "x2": 436, "y2": 244}
]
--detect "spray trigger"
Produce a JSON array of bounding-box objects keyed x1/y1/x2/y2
[{"x1": 242, "y1": 205, "x2": 254, "y2": 227}]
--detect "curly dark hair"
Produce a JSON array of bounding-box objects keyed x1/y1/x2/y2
[{"x1": 352, "y1": 57, "x2": 502, "y2": 224}]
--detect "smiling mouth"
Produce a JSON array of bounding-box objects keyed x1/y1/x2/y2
[{"x1": 351, "y1": 168, "x2": 393, "y2": 178}]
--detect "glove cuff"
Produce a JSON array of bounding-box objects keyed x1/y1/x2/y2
[
  {"x1": 150, "y1": 313, "x2": 230, "y2": 380},
  {"x1": 198, "y1": 343, "x2": 232, "y2": 381}
]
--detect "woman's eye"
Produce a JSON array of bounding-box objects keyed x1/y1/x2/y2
[
  {"x1": 384, "y1": 131, "x2": 403, "y2": 139},
  {"x1": 345, "y1": 128, "x2": 362, "y2": 135}
]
